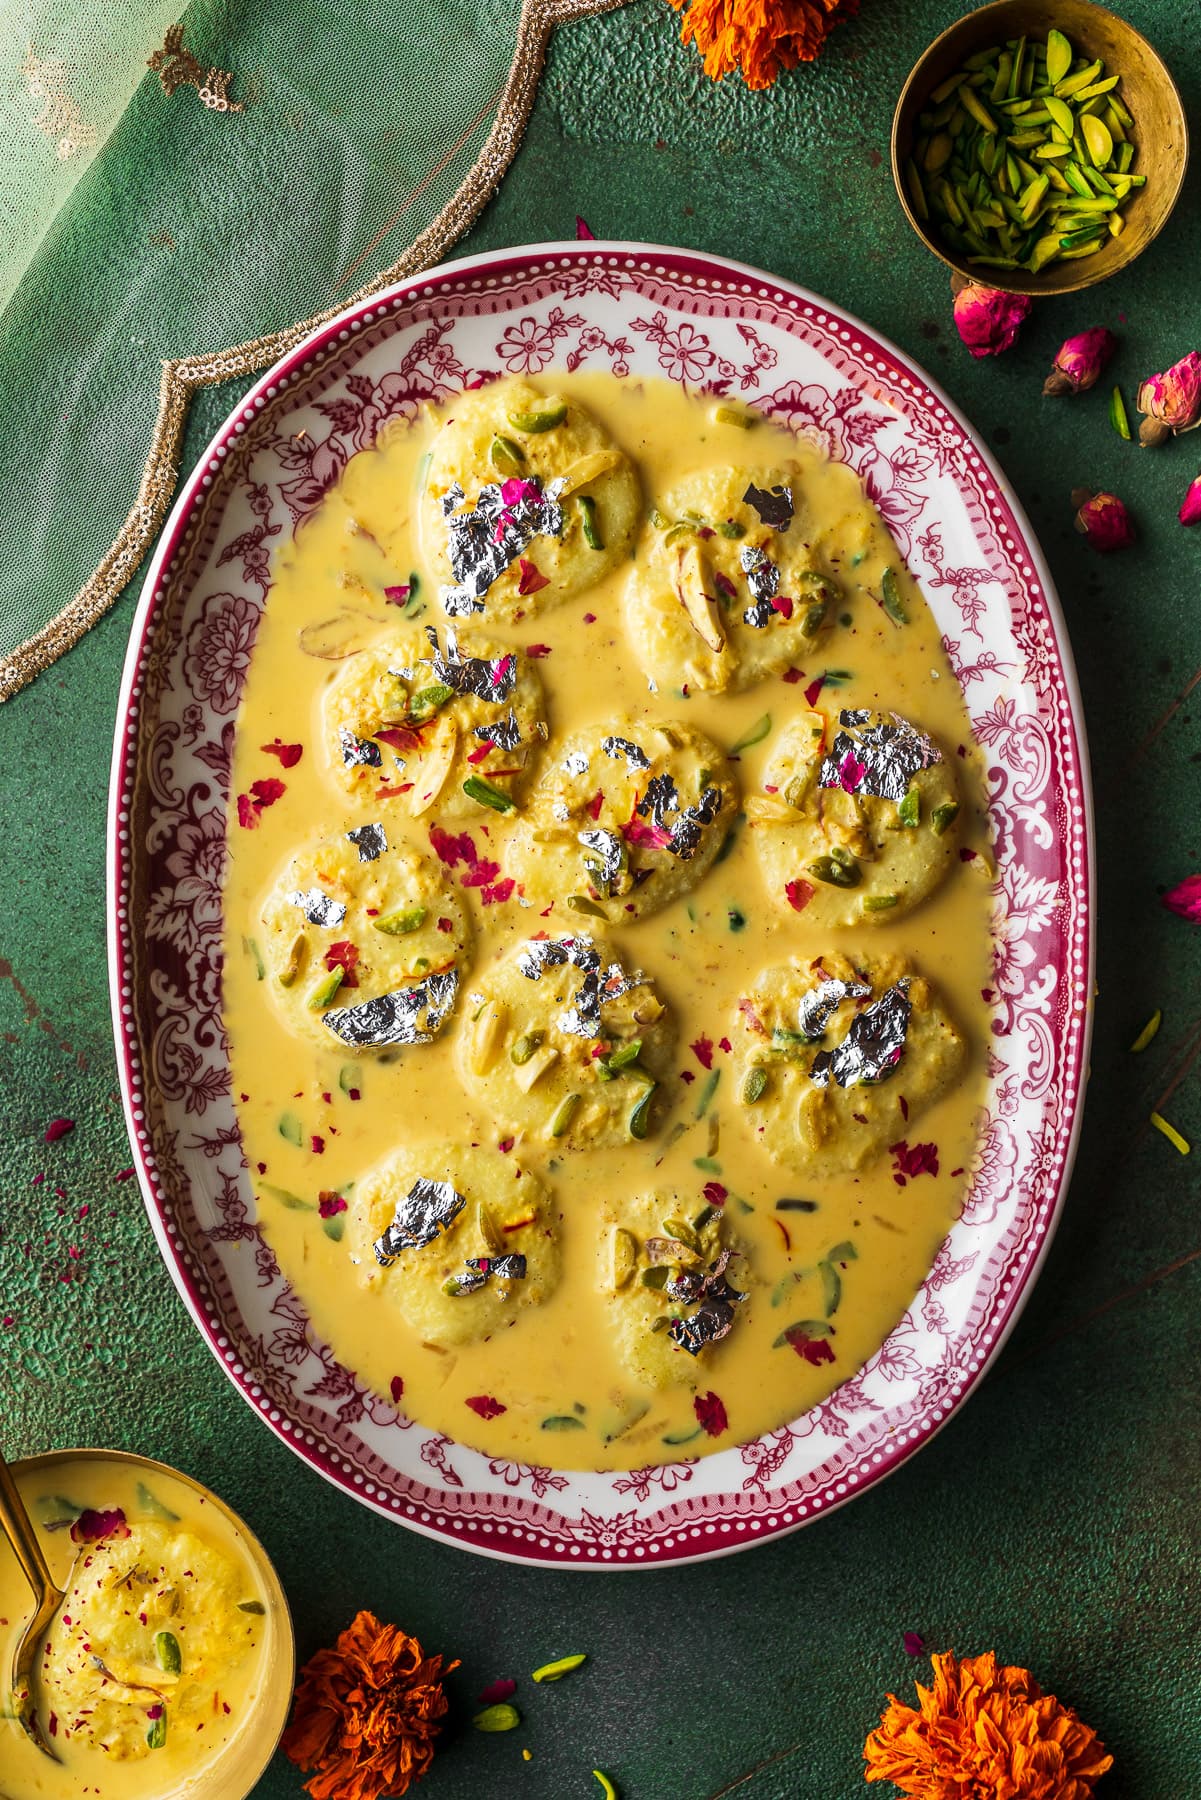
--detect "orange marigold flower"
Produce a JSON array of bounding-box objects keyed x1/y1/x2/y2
[
  {"x1": 282, "y1": 1609, "x2": 459, "y2": 1800},
  {"x1": 864, "y1": 1650, "x2": 1114, "y2": 1800},
  {"x1": 665, "y1": 0, "x2": 859, "y2": 91}
]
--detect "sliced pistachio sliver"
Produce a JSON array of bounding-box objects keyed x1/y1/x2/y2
[
  {"x1": 510, "y1": 1030, "x2": 544, "y2": 1065},
  {"x1": 742, "y1": 1067, "x2": 768, "y2": 1105},
  {"x1": 374, "y1": 905, "x2": 427, "y2": 935},
  {"x1": 863, "y1": 893, "x2": 900, "y2": 912},
  {"x1": 153, "y1": 1631, "x2": 182, "y2": 1675},
  {"x1": 307, "y1": 967, "x2": 344, "y2": 1011},
  {"x1": 898, "y1": 785, "x2": 920, "y2": 828},
  {"x1": 147, "y1": 1714, "x2": 168, "y2": 1750},
  {"x1": 507, "y1": 403, "x2": 567, "y2": 434},
  {"x1": 549, "y1": 1092, "x2": 581, "y2": 1138},
  {"x1": 629, "y1": 1083, "x2": 657, "y2": 1140},
  {"x1": 489, "y1": 433, "x2": 526, "y2": 475},
  {"x1": 931, "y1": 801, "x2": 960, "y2": 836},
  {"x1": 462, "y1": 774, "x2": 515, "y2": 813},
  {"x1": 532, "y1": 1653, "x2": 588, "y2": 1682},
  {"x1": 880, "y1": 567, "x2": 908, "y2": 625},
  {"x1": 577, "y1": 493, "x2": 605, "y2": 551}
]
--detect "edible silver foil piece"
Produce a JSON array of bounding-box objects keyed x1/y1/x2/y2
[
  {"x1": 347, "y1": 823, "x2": 387, "y2": 863},
  {"x1": 602, "y1": 735, "x2": 650, "y2": 771},
  {"x1": 289, "y1": 888, "x2": 347, "y2": 929},
  {"x1": 808, "y1": 979, "x2": 911, "y2": 1089},
  {"x1": 819, "y1": 709, "x2": 942, "y2": 804},
  {"x1": 424, "y1": 626, "x2": 517, "y2": 702},
  {"x1": 561, "y1": 749, "x2": 591, "y2": 776},
  {"x1": 635, "y1": 772, "x2": 722, "y2": 860},
  {"x1": 796, "y1": 976, "x2": 872, "y2": 1041},
  {"x1": 516, "y1": 934, "x2": 645, "y2": 1039},
  {"x1": 340, "y1": 728, "x2": 382, "y2": 768},
  {"x1": 464, "y1": 1253, "x2": 527, "y2": 1285},
  {"x1": 739, "y1": 542, "x2": 780, "y2": 627},
  {"x1": 742, "y1": 482, "x2": 795, "y2": 531},
  {"x1": 449, "y1": 1264, "x2": 488, "y2": 1294},
  {"x1": 475, "y1": 710, "x2": 522, "y2": 751},
  {"x1": 667, "y1": 1256, "x2": 746, "y2": 1356},
  {"x1": 439, "y1": 476, "x2": 565, "y2": 616},
  {"x1": 323, "y1": 967, "x2": 459, "y2": 1048},
  {"x1": 579, "y1": 827, "x2": 624, "y2": 885},
  {"x1": 373, "y1": 1177, "x2": 465, "y2": 1265}
]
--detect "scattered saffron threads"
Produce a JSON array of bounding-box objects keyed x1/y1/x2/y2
[
  {"x1": 1150, "y1": 1111, "x2": 1190, "y2": 1156},
  {"x1": 666, "y1": 0, "x2": 858, "y2": 90},
  {"x1": 1130, "y1": 1010, "x2": 1162, "y2": 1053},
  {"x1": 44, "y1": 1118, "x2": 74, "y2": 1144}
]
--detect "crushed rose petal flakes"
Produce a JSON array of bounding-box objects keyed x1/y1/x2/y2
[
  {"x1": 465, "y1": 1395, "x2": 506, "y2": 1420},
  {"x1": 70, "y1": 1507, "x2": 129, "y2": 1545},
  {"x1": 261, "y1": 740, "x2": 304, "y2": 768},
  {"x1": 890, "y1": 1140, "x2": 940, "y2": 1186},
  {"x1": 694, "y1": 1390, "x2": 728, "y2": 1436}
]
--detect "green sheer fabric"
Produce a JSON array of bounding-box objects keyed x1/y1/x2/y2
[{"x1": 0, "y1": 0, "x2": 542, "y2": 673}]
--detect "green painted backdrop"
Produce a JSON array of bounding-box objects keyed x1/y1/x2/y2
[{"x1": 2, "y1": 2, "x2": 1199, "y2": 1795}]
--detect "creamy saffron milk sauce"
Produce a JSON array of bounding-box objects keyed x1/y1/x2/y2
[
  {"x1": 222, "y1": 373, "x2": 994, "y2": 1471},
  {"x1": 0, "y1": 1458, "x2": 287, "y2": 1800}
]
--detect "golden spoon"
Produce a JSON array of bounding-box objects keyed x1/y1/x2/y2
[{"x1": 0, "y1": 1446, "x2": 63, "y2": 1759}]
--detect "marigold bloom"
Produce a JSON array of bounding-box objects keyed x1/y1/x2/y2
[
  {"x1": 665, "y1": 0, "x2": 859, "y2": 91},
  {"x1": 282, "y1": 1610, "x2": 459, "y2": 1800},
  {"x1": 864, "y1": 1649, "x2": 1113, "y2": 1799}
]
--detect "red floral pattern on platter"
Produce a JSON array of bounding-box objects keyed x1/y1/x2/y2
[{"x1": 111, "y1": 245, "x2": 1091, "y2": 1567}]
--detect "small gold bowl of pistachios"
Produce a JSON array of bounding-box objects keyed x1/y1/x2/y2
[{"x1": 891, "y1": 0, "x2": 1188, "y2": 295}]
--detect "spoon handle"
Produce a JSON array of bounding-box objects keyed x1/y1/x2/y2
[{"x1": 0, "y1": 1451, "x2": 55, "y2": 1605}]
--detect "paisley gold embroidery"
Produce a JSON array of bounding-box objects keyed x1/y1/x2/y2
[
  {"x1": 148, "y1": 23, "x2": 244, "y2": 114},
  {"x1": 22, "y1": 46, "x2": 98, "y2": 161}
]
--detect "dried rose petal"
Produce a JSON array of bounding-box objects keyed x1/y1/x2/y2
[
  {"x1": 389, "y1": 1375, "x2": 405, "y2": 1404},
  {"x1": 318, "y1": 1192, "x2": 348, "y2": 1218},
  {"x1": 384, "y1": 583, "x2": 411, "y2": 605},
  {"x1": 526, "y1": 643, "x2": 552, "y2": 658},
  {"x1": 465, "y1": 1395, "x2": 506, "y2": 1420},
  {"x1": 478, "y1": 1677, "x2": 517, "y2": 1704},
  {"x1": 1163, "y1": 875, "x2": 1201, "y2": 921},
  {"x1": 702, "y1": 1181, "x2": 727, "y2": 1207},
  {"x1": 1071, "y1": 488, "x2": 1135, "y2": 552},
  {"x1": 516, "y1": 559, "x2": 550, "y2": 597},
  {"x1": 44, "y1": 1118, "x2": 74, "y2": 1144},
  {"x1": 1180, "y1": 475, "x2": 1201, "y2": 528},
  {"x1": 785, "y1": 879, "x2": 815, "y2": 913},
  {"x1": 951, "y1": 279, "x2": 1031, "y2": 360},
  {"x1": 694, "y1": 1390, "x2": 728, "y2": 1436},
  {"x1": 1043, "y1": 327, "x2": 1116, "y2": 397},
  {"x1": 70, "y1": 1507, "x2": 129, "y2": 1544},
  {"x1": 1137, "y1": 351, "x2": 1201, "y2": 446},
  {"x1": 690, "y1": 1036, "x2": 714, "y2": 1071},
  {"x1": 261, "y1": 740, "x2": 304, "y2": 768},
  {"x1": 575, "y1": 216, "x2": 595, "y2": 240},
  {"x1": 786, "y1": 1327, "x2": 836, "y2": 1367},
  {"x1": 890, "y1": 1140, "x2": 940, "y2": 1186},
  {"x1": 903, "y1": 1632, "x2": 926, "y2": 1656}
]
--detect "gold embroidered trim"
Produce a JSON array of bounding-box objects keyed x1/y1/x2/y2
[
  {"x1": 0, "y1": 0, "x2": 631, "y2": 702},
  {"x1": 148, "y1": 24, "x2": 243, "y2": 113},
  {"x1": 22, "y1": 46, "x2": 98, "y2": 159}
]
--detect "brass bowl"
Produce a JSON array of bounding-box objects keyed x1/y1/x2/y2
[
  {"x1": 891, "y1": 0, "x2": 1188, "y2": 295},
  {"x1": 0, "y1": 1448, "x2": 295, "y2": 1800}
]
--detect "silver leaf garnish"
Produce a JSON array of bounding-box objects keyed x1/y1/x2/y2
[
  {"x1": 474, "y1": 710, "x2": 522, "y2": 751},
  {"x1": 634, "y1": 772, "x2": 722, "y2": 861},
  {"x1": 323, "y1": 967, "x2": 459, "y2": 1047},
  {"x1": 808, "y1": 979, "x2": 911, "y2": 1089},
  {"x1": 340, "y1": 728, "x2": 382, "y2": 768},
  {"x1": 742, "y1": 482, "x2": 794, "y2": 531},
  {"x1": 347, "y1": 823, "x2": 387, "y2": 863},
  {"x1": 439, "y1": 476, "x2": 565, "y2": 615},
  {"x1": 424, "y1": 626, "x2": 517, "y2": 702},
  {"x1": 578, "y1": 827, "x2": 624, "y2": 885},
  {"x1": 740, "y1": 542, "x2": 779, "y2": 628},
  {"x1": 288, "y1": 888, "x2": 347, "y2": 929},
  {"x1": 561, "y1": 749, "x2": 591, "y2": 776},
  {"x1": 373, "y1": 1177, "x2": 465, "y2": 1265},
  {"x1": 796, "y1": 976, "x2": 872, "y2": 1041},
  {"x1": 516, "y1": 934, "x2": 645, "y2": 1040},
  {"x1": 601, "y1": 735, "x2": 650, "y2": 770},
  {"x1": 819, "y1": 710, "x2": 942, "y2": 804}
]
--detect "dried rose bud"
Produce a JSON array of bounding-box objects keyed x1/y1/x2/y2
[
  {"x1": 1071, "y1": 487, "x2": 1135, "y2": 552},
  {"x1": 1136, "y1": 350, "x2": 1201, "y2": 446},
  {"x1": 1180, "y1": 474, "x2": 1201, "y2": 528},
  {"x1": 951, "y1": 277, "x2": 1032, "y2": 359},
  {"x1": 1043, "y1": 327, "x2": 1117, "y2": 397}
]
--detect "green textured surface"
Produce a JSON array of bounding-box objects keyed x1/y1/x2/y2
[{"x1": 2, "y1": 2, "x2": 1200, "y2": 1795}]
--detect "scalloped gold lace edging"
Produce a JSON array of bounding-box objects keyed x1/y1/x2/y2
[{"x1": 0, "y1": 0, "x2": 632, "y2": 703}]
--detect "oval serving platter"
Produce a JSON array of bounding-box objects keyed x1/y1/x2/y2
[{"x1": 108, "y1": 243, "x2": 1093, "y2": 1568}]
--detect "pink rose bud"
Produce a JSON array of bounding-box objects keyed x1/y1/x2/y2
[
  {"x1": 1071, "y1": 487, "x2": 1135, "y2": 552},
  {"x1": 1043, "y1": 327, "x2": 1117, "y2": 397},
  {"x1": 951, "y1": 279, "x2": 1032, "y2": 359},
  {"x1": 1163, "y1": 875, "x2": 1201, "y2": 921},
  {"x1": 1180, "y1": 474, "x2": 1201, "y2": 528},
  {"x1": 1136, "y1": 350, "x2": 1201, "y2": 446}
]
